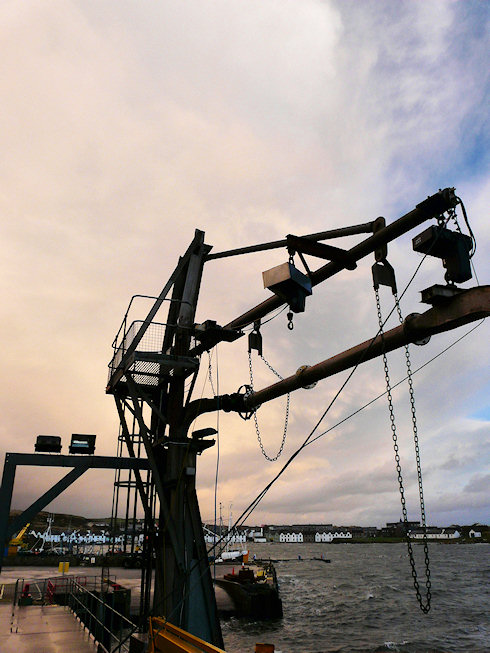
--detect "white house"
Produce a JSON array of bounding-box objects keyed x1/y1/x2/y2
[
  {"x1": 315, "y1": 532, "x2": 334, "y2": 543},
  {"x1": 279, "y1": 531, "x2": 303, "y2": 543},
  {"x1": 333, "y1": 530, "x2": 352, "y2": 539},
  {"x1": 315, "y1": 530, "x2": 352, "y2": 542},
  {"x1": 469, "y1": 529, "x2": 482, "y2": 538},
  {"x1": 410, "y1": 527, "x2": 460, "y2": 540}
]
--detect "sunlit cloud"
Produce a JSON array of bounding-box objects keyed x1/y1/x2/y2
[{"x1": 1, "y1": 1, "x2": 488, "y2": 528}]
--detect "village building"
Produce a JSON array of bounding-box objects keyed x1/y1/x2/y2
[
  {"x1": 278, "y1": 530, "x2": 304, "y2": 543},
  {"x1": 409, "y1": 527, "x2": 460, "y2": 540},
  {"x1": 267, "y1": 524, "x2": 352, "y2": 543},
  {"x1": 381, "y1": 520, "x2": 421, "y2": 537}
]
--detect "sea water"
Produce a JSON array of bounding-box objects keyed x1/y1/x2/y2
[{"x1": 221, "y1": 542, "x2": 489, "y2": 653}]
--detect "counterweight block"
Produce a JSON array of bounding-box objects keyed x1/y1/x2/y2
[{"x1": 262, "y1": 261, "x2": 312, "y2": 313}]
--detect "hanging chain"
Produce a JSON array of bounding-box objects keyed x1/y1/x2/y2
[
  {"x1": 207, "y1": 352, "x2": 216, "y2": 396},
  {"x1": 375, "y1": 287, "x2": 431, "y2": 613},
  {"x1": 393, "y1": 296, "x2": 429, "y2": 536},
  {"x1": 259, "y1": 354, "x2": 283, "y2": 378},
  {"x1": 286, "y1": 251, "x2": 295, "y2": 330},
  {"x1": 248, "y1": 350, "x2": 290, "y2": 461}
]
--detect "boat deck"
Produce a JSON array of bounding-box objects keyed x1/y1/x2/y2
[{"x1": 0, "y1": 604, "x2": 97, "y2": 653}]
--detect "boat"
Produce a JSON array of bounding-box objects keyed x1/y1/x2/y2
[
  {"x1": 215, "y1": 549, "x2": 249, "y2": 563},
  {"x1": 214, "y1": 562, "x2": 283, "y2": 619},
  {"x1": 205, "y1": 503, "x2": 249, "y2": 564}
]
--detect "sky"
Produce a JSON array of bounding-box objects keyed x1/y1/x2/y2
[{"x1": 1, "y1": 0, "x2": 488, "y2": 529}]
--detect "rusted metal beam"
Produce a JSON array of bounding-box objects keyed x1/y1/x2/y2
[
  {"x1": 223, "y1": 188, "x2": 458, "y2": 331},
  {"x1": 243, "y1": 285, "x2": 489, "y2": 409},
  {"x1": 184, "y1": 285, "x2": 488, "y2": 425}
]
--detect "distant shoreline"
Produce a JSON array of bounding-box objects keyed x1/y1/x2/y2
[{"x1": 254, "y1": 537, "x2": 488, "y2": 545}]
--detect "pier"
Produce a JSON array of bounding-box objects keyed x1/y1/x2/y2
[{"x1": 0, "y1": 604, "x2": 98, "y2": 653}]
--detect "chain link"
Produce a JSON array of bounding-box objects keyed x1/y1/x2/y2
[
  {"x1": 375, "y1": 287, "x2": 431, "y2": 613},
  {"x1": 248, "y1": 351, "x2": 290, "y2": 461},
  {"x1": 208, "y1": 352, "x2": 216, "y2": 396}
]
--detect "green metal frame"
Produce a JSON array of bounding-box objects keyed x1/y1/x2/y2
[{"x1": 0, "y1": 452, "x2": 150, "y2": 571}]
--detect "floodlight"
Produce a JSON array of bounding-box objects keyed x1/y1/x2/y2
[
  {"x1": 69, "y1": 434, "x2": 96, "y2": 455},
  {"x1": 35, "y1": 435, "x2": 62, "y2": 453}
]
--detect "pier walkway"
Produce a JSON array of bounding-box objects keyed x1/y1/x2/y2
[{"x1": 0, "y1": 604, "x2": 97, "y2": 653}]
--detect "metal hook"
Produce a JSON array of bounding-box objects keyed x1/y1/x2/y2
[{"x1": 287, "y1": 311, "x2": 294, "y2": 330}]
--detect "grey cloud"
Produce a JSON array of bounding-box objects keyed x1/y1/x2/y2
[{"x1": 464, "y1": 473, "x2": 490, "y2": 494}]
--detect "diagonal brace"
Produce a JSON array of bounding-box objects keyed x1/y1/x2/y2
[
  {"x1": 7, "y1": 467, "x2": 88, "y2": 540},
  {"x1": 287, "y1": 234, "x2": 357, "y2": 270}
]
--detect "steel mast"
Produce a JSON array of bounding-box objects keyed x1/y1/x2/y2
[{"x1": 106, "y1": 188, "x2": 488, "y2": 646}]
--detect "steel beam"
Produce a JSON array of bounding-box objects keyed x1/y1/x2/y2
[
  {"x1": 0, "y1": 455, "x2": 17, "y2": 569},
  {"x1": 0, "y1": 453, "x2": 150, "y2": 571},
  {"x1": 184, "y1": 285, "x2": 488, "y2": 422},
  {"x1": 106, "y1": 229, "x2": 206, "y2": 392},
  {"x1": 223, "y1": 188, "x2": 458, "y2": 331},
  {"x1": 153, "y1": 238, "x2": 215, "y2": 630},
  {"x1": 7, "y1": 467, "x2": 87, "y2": 539},
  {"x1": 185, "y1": 485, "x2": 224, "y2": 648},
  {"x1": 206, "y1": 223, "x2": 374, "y2": 260},
  {"x1": 1, "y1": 453, "x2": 151, "y2": 470},
  {"x1": 243, "y1": 285, "x2": 489, "y2": 409},
  {"x1": 286, "y1": 234, "x2": 357, "y2": 269}
]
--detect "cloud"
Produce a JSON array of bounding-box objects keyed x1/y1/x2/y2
[
  {"x1": 464, "y1": 473, "x2": 490, "y2": 494},
  {"x1": 1, "y1": 1, "x2": 488, "y2": 529},
  {"x1": 428, "y1": 490, "x2": 489, "y2": 517}
]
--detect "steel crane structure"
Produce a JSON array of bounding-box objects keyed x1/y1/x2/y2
[{"x1": 105, "y1": 187, "x2": 488, "y2": 647}]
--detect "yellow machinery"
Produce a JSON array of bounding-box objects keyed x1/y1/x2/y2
[
  {"x1": 147, "y1": 619, "x2": 275, "y2": 653},
  {"x1": 8, "y1": 523, "x2": 30, "y2": 556},
  {"x1": 148, "y1": 617, "x2": 227, "y2": 653}
]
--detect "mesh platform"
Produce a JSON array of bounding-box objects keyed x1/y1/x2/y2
[{"x1": 108, "y1": 321, "x2": 198, "y2": 388}]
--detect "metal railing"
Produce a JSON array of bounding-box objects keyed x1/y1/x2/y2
[
  {"x1": 10, "y1": 573, "x2": 116, "y2": 607},
  {"x1": 66, "y1": 577, "x2": 138, "y2": 653},
  {"x1": 9, "y1": 574, "x2": 138, "y2": 651},
  {"x1": 107, "y1": 319, "x2": 167, "y2": 382}
]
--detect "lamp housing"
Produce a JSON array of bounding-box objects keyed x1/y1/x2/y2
[
  {"x1": 262, "y1": 262, "x2": 312, "y2": 313},
  {"x1": 69, "y1": 433, "x2": 96, "y2": 455},
  {"x1": 35, "y1": 435, "x2": 62, "y2": 453},
  {"x1": 412, "y1": 226, "x2": 472, "y2": 284}
]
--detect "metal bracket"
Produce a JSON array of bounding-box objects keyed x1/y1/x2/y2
[
  {"x1": 248, "y1": 321, "x2": 263, "y2": 355},
  {"x1": 372, "y1": 217, "x2": 387, "y2": 261},
  {"x1": 372, "y1": 260, "x2": 397, "y2": 294}
]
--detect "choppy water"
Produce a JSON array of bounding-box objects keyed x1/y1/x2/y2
[{"x1": 221, "y1": 542, "x2": 489, "y2": 653}]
